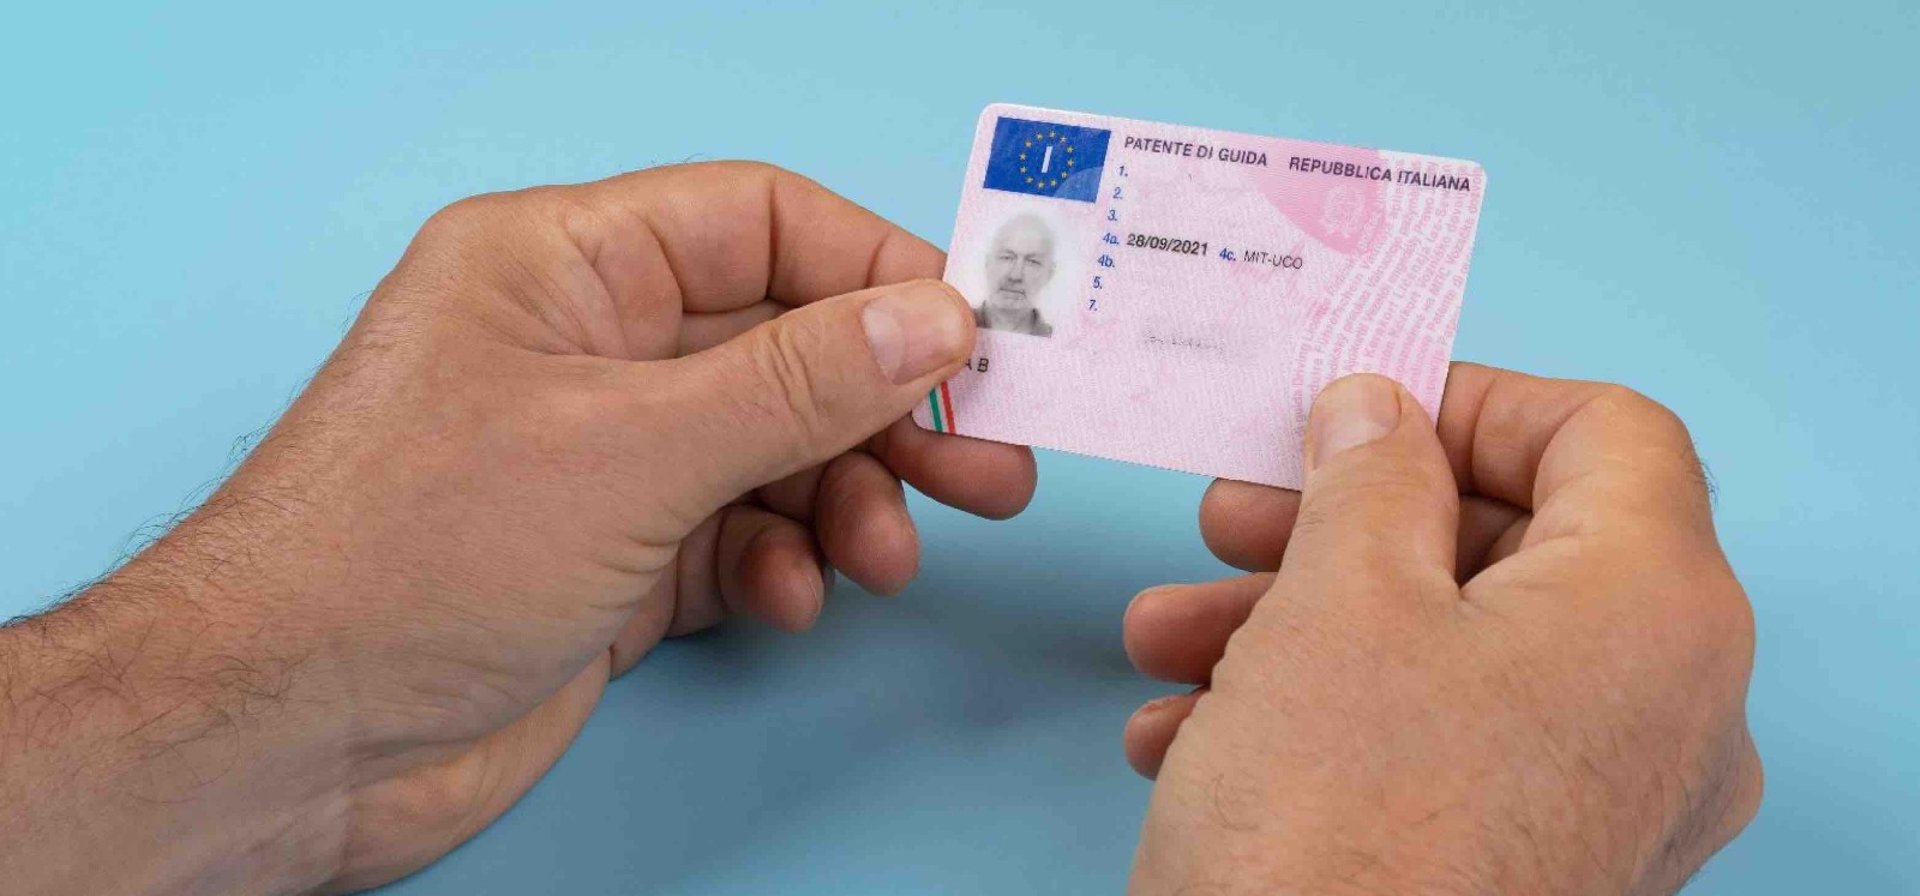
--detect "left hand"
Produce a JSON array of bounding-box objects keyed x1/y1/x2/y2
[{"x1": 0, "y1": 162, "x2": 1035, "y2": 894}]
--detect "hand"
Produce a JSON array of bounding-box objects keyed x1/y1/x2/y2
[
  {"x1": 1121, "y1": 365, "x2": 1761, "y2": 894},
  {"x1": 0, "y1": 163, "x2": 1034, "y2": 893}
]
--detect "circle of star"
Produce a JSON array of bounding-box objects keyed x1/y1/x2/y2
[{"x1": 1019, "y1": 130, "x2": 1077, "y2": 189}]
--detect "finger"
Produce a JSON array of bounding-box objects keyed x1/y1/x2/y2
[
  {"x1": 658, "y1": 505, "x2": 830, "y2": 638},
  {"x1": 715, "y1": 505, "x2": 828, "y2": 633},
  {"x1": 1123, "y1": 690, "x2": 1204, "y2": 779},
  {"x1": 1437, "y1": 363, "x2": 1713, "y2": 543},
  {"x1": 755, "y1": 464, "x2": 827, "y2": 523},
  {"x1": 1197, "y1": 479, "x2": 1300, "y2": 571},
  {"x1": 1200, "y1": 480, "x2": 1525, "y2": 582},
  {"x1": 813, "y1": 452, "x2": 920, "y2": 596},
  {"x1": 1282, "y1": 374, "x2": 1461, "y2": 608},
  {"x1": 756, "y1": 426, "x2": 1038, "y2": 527},
  {"x1": 1123, "y1": 575, "x2": 1273, "y2": 684},
  {"x1": 609, "y1": 571, "x2": 679, "y2": 677},
  {"x1": 1480, "y1": 511, "x2": 1532, "y2": 568},
  {"x1": 1456, "y1": 495, "x2": 1530, "y2": 579},
  {"x1": 665, "y1": 510, "x2": 727, "y2": 637},
  {"x1": 679, "y1": 301, "x2": 783, "y2": 355},
  {"x1": 869, "y1": 416, "x2": 1038, "y2": 520},
  {"x1": 565, "y1": 161, "x2": 946, "y2": 319},
  {"x1": 646, "y1": 279, "x2": 975, "y2": 517}
]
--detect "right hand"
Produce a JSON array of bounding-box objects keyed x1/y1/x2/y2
[{"x1": 1123, "y1": 365, "x2": 1761, "y2": 894}]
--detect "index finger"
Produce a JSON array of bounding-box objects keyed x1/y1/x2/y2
[
  {"x1": 1200, "y1": 363, "x2": 1716, "y2": 565},
  {"x1": 565, "y1": 161, "x2": 946, "y2": 316},
  {"x1": 1438, "y1": 363, "x2": 1715, "y2": 545}
]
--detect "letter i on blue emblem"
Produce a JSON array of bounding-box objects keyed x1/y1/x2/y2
[{"x1": 982, "y1": 117, "x2": 1111, "y2": 202}]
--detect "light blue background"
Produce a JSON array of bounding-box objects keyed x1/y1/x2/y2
[{"x1": 4, "y1": 1, "x2": 1915, "y2": 892}]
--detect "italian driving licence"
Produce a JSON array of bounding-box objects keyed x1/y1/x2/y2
[{"x1": 913, "y1": 103, "x2": 1486, "y2": 488}]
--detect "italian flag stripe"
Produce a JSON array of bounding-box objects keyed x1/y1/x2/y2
[{"x1": 926, "y1": 383, "x2": 957, "y2": 434}]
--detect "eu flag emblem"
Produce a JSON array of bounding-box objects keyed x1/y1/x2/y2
[{"x1": 982, "y1": 116, "x2": 1111, "y2": 203}]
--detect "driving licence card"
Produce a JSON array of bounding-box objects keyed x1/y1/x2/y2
[{"x1": 913, "y1": 103, "x2": 1486, "y2": 488}]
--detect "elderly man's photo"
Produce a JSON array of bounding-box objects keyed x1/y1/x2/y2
[{"x1": 978, "y1": 213, "x2": 1057, "y2": 337}]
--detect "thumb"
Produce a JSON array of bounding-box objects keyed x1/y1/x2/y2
[
  {"x1": 1282, "y1": 373, "x2": 1461, "y2": 606},
  {"x1": 652, "y1": 278, "x2": 974, "y2": 512}
]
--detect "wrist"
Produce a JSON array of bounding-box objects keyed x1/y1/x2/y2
[{"x1": 0, "y1": 513, "x2": 353, "y2": 894}]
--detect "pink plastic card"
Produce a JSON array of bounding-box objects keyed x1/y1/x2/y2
[{"x1": 915, "y1": 103, "x2": 1487, "y2": 488}]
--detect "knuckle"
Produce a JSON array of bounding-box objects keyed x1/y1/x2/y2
[
  {"x1": 1730, "y1": 739, "x2": 1765, "y2": 828},
  {"x1": 1297, "y1": 465, "x2": 1457, "y2": 538},
  {"x1": 1593, "y1": 384, "x2": 1691, "y2": 441},
  {"x1": 719, "y1": 158, "x2": 790, "y2": 179},
  {"x1": 1589, "y1": 384, "x2": 1711, "y2": 493},
  {"x1": 747, "y1": 326, "x2": 834, "y2": 454},
  {"x1": 1703, "y1": 577, "x2": 1757, "y2": 657},
  {"x1": 815, "y1": 452, "x2": 874, "y2": 507},
  {"x1": 1656, "y1": 556, "x2": 1756, "y2": 675},
  {"x1": 812, "y1": 455, "x2": 859, "y2": 521},
  {"x1": 418, "y1": 188, "x2": 560, "y2": 246},
  {"x1": 1283, "y1": 498, "x2": 1339, "y2": 549},
  {"x1": 421, "y1": 192, "x2": 511, "y2": 238},
  {"x1": 671, "y1": 158, "x2": 794, "y2": 186},
  {"x1": 1288, "y1": 464, "x2": 1459, "y2": 597},
  {"x1": 400, "y1": 189, "x2": 577, "y2": 310},
  {"x1": 383, "y1": 757, "x2": 491, "y2": 836},
  {"x1": 1692, "y1": 727, "x2": 1764, "y2": 862}
]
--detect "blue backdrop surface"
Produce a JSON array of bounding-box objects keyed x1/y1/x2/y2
[{"x1": 3, "y1": 2, "x2": 1915, "y2": 892}]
